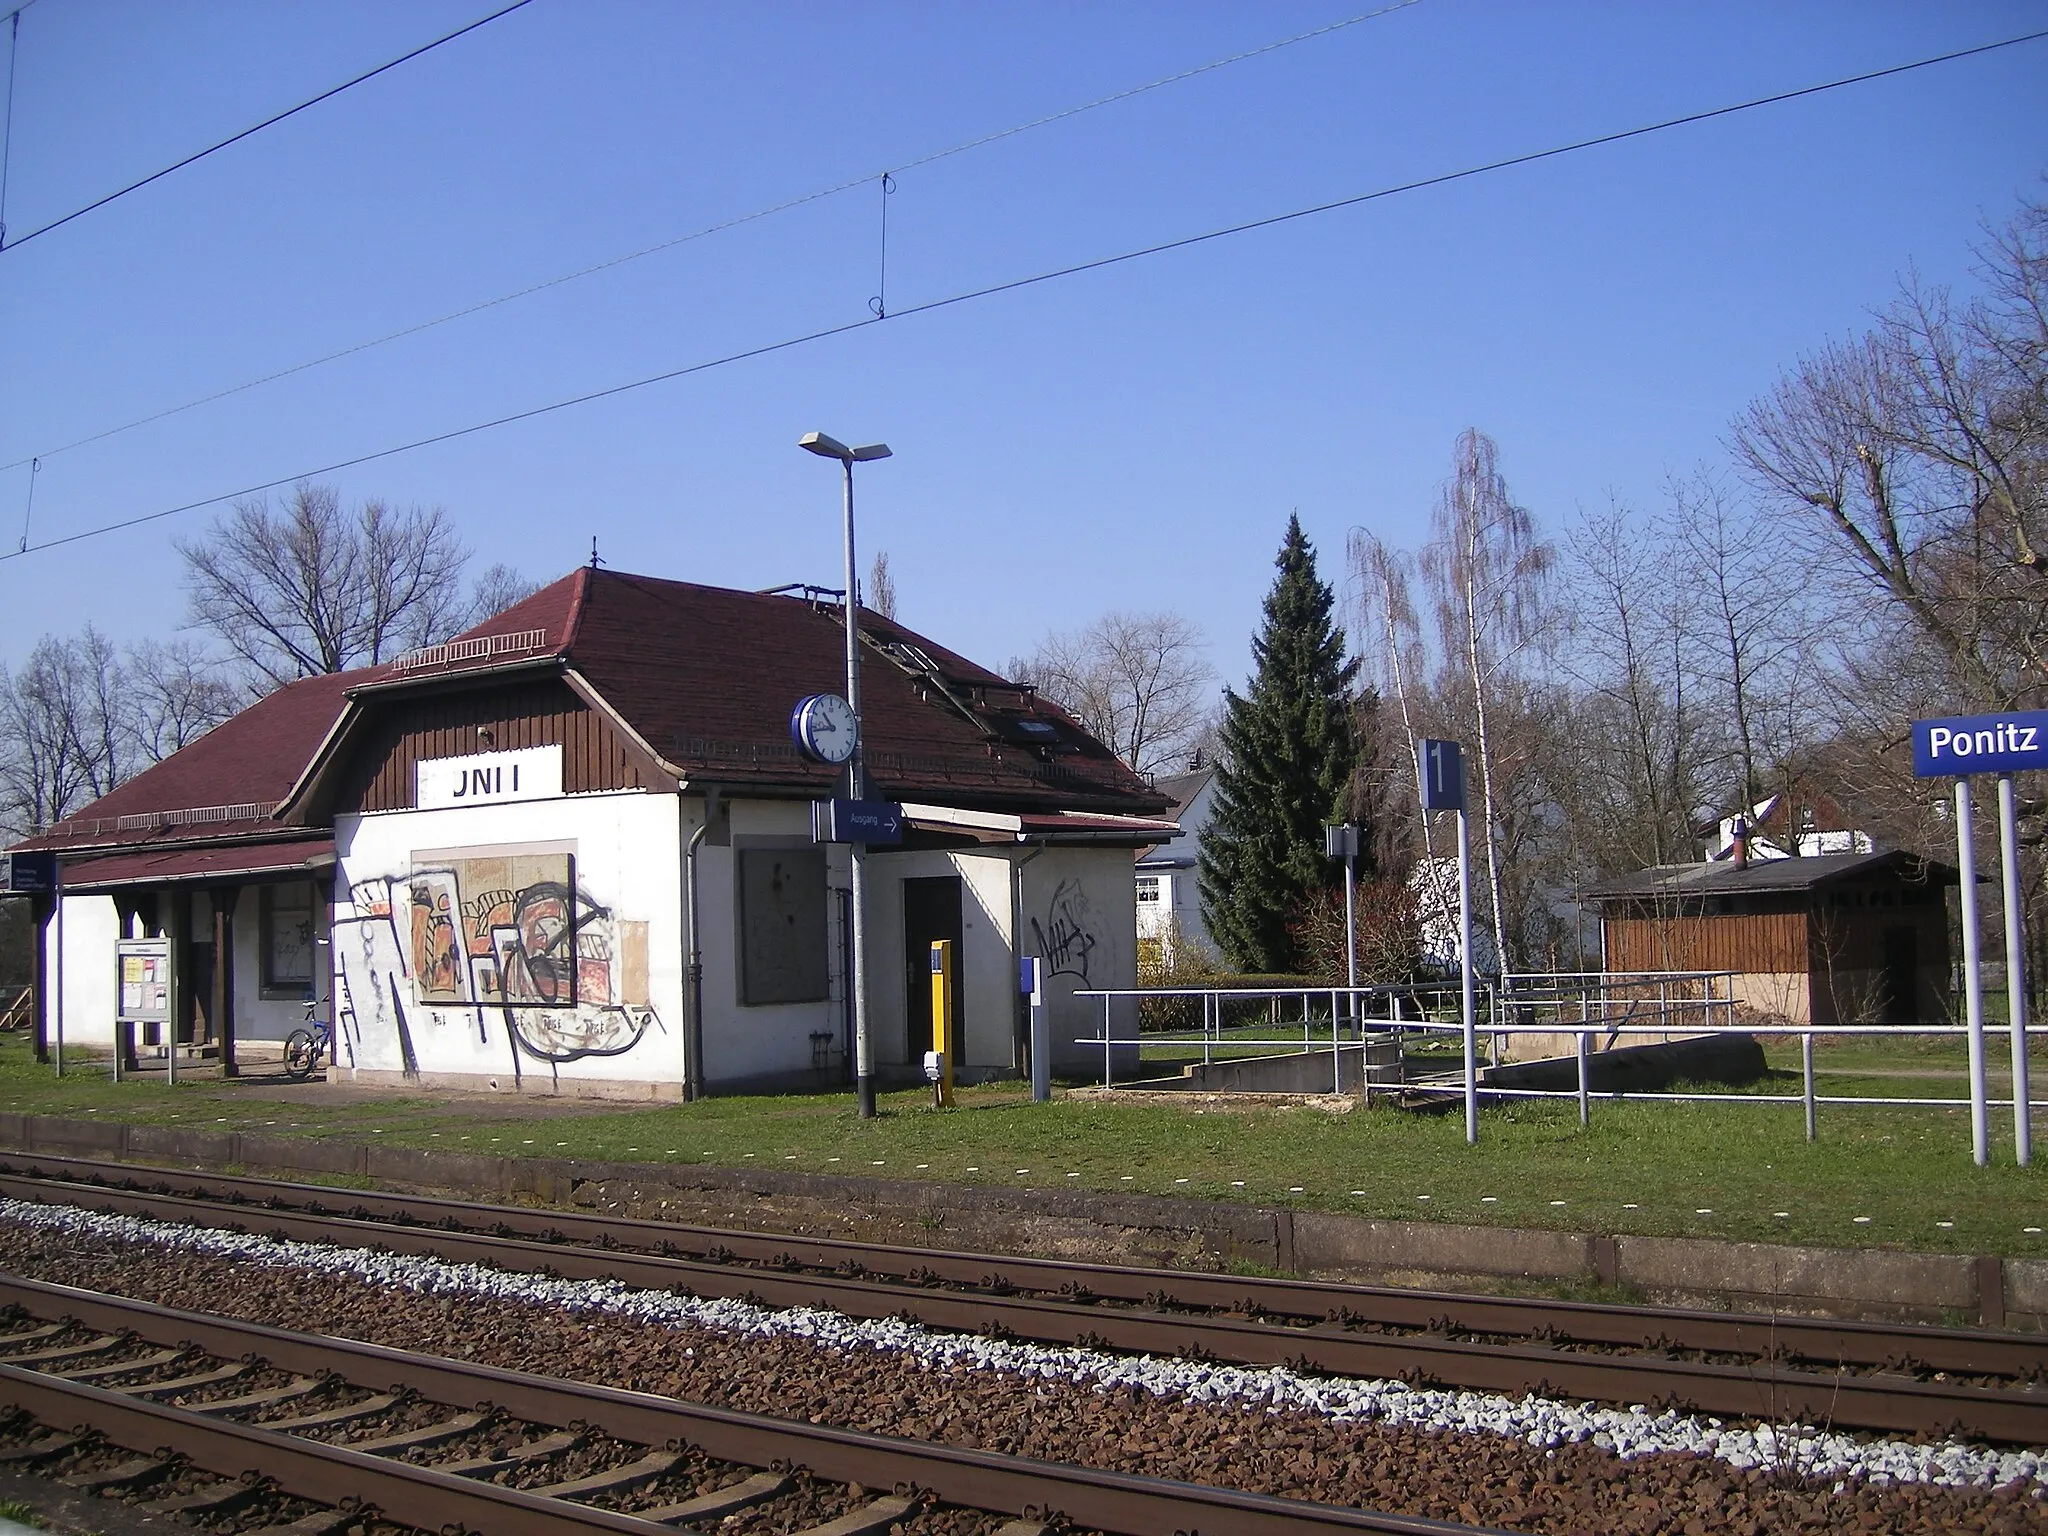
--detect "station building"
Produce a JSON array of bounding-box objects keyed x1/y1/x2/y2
[{"x1": 10, "y1": 569, "x2": 1174, "y2": 1096}]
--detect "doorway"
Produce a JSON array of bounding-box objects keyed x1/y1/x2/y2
[
  {"x1": 1880, "y1": 926, "x2": 1918, "y2": 1024},
  {"x1": 903, "y1": 876, "x2": 963, "y2": 1061}
]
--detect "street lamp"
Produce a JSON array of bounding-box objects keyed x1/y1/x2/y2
[{"x1": 799, "y1": 430, "x2": 892, "y2": 1119}]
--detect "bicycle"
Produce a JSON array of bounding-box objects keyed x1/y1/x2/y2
[{"x1": 283, "y1": 1002, "x2": 330, "y2": 1082}]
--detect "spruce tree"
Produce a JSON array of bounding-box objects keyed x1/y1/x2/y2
[{"x1": 1198, "y1": 515, "x2": 1360, "y2": 973}]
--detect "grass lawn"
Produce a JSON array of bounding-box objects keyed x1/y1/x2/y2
[{"x1": 2, "y1": 1033, "x2": 2045, "y2": 1258}]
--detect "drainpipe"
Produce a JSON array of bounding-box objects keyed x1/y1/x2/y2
[{"x1": 683, "y1": 811, "x2": 709, "y2": 1102}]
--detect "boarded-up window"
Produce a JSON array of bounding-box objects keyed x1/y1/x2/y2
[
  {"x1": 260, "y1": 884, "x2": 315, "y2": 997},
  {"x1": 738, "y1": 847, "x2": 828, "y2": 1005}
]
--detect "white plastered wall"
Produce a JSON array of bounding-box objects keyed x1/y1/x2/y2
[
  {"x1": 693, "y1": 797, "x2": 848, "y2": 1088},
  {"x1": 1019, "y1": 845, "x2": 1140, "y2": 1080},
  {"x1": 334, "y1": 789, "x2": 685, "y2": 1095},
  {"x1": 48, "y1": 894, "x2": 119, "y2": 1049}
]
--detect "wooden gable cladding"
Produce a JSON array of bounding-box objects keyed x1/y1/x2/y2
[
  {"x1": 1605, "y1": 904, "x2": 1809, "y2": 976},
  {"x1": 334, "y1": 677, "x2": 658, "y2": 813}
]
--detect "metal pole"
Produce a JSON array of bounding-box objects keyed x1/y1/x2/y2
[
  {"x1": 1458, "y1": 805, "x2": 1477, "y2": 1145},
  {"x1": 1802, "y1": 1031, "x2": 1816, "y2": 1142},
  {"x1": 51, "y1": 864, "x2": 63, "y2": 1077},
  {"x1": 1331, "y1": 989, "x2": 1341, "y2": 1095},
  {"x1": 1999, "y1": 774, "x2": 2032, "y2": 1166},
  {"x1": 1577, "y1": 988, "x2": 1589, "y2": 1128},
  {"x1": 1028, "y1": 959, "x2": 1049, "y2": 1103},
  {"x1": 840, "y1": 456, "x2": 875, "y2": 1121},
  {"x1": 1957, "y1": 778, "x2": 1989, "y2": 1167},
  {"x1": 1343, "y1": 842, "x2": 1357, "y2": 1037},
  {"x1": 1102, "y1": 994, "x2": 1112, "y2": 1088}
]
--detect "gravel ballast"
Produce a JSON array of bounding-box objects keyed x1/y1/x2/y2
[{"x1": 0, "y1": 1199, "x2": 2040, "y2": 1535}]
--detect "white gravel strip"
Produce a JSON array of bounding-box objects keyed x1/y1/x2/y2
[{"x1": 4, "y1": 1196, "x2": 2041, "y2": 1492}]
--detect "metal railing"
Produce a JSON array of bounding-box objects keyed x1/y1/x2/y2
[{"x1": 1073, "y1": 972, "x2": 2031, "y2": 1157}]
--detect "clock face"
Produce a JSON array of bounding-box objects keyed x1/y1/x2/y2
[{"x1": 793, "y1": 693, "x2": 858, "y2": 764}]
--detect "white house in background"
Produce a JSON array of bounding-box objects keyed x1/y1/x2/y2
[
  {"x1": 1701, "y1": 787, "x2": 1874, "y2": 862},
  {"x1": 1134, "y1": 762, "x2": 1217, "y2": 968}
]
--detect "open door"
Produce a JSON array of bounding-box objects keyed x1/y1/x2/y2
[{"x1": 903, "y1": 876, "x2": 963, "y2": 1061}]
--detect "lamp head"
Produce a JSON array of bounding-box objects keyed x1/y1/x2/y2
[{"x1": 799, "y1": 432, "x2": 891, "y2": 464}]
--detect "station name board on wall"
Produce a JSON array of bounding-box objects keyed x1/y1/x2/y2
[{"x1": 417, "y1": 745, "x2": 563, "y2": 810}]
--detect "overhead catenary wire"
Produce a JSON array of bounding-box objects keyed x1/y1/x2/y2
[
  {"x1": 0, "y1": 0, "x2": 1426, "y2": 474},
  {"x1": 0, "y1": 5, "x2": 21, "y2": 247},
  {"x1": 0, "y1": 0, "x2": 535, "y2": 253},
  {"x1": 2, "y1": 24, "x2": 2042, "y2": 566}
]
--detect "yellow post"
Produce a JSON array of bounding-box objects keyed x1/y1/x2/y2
[{"x1": 929, "y1": 939, "x2": 955, "y2": 1107}]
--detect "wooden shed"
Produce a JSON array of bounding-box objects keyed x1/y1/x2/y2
[{"x1": 1583, "y1": 850, "x2": 1956, "y2": 1026}]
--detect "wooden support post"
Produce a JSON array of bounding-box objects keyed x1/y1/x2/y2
[
  {"x1": 212, "y1": 889, "x2": 236, "y2": 1079},
  {"x1": 29, "y1": 892, "x2": 51, "y2": 1065}
]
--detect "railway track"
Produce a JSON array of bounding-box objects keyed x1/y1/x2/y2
[
  {"x1": 0, "y1": 1273, "x2": 1501, "y2": 1536},
  {"x1": 2, "y1": 1152, "x2": 2043, "y2": 1445}
]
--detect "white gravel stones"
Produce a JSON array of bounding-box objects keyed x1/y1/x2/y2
[{"x1": 5, "y1": 1197, "x2": 2041, "y2": 1493}]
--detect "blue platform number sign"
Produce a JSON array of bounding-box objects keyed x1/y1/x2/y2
[
  {"x1": 1417, "y1": 738, "x2": 1466, "y2": 812},
  {"x1": 1912, "y1": 710, "x2": 2048, "y2": 779}
]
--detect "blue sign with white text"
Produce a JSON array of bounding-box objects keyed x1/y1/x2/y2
[
  {"x1": 1912, "y1": 710, "x2": 2048, "y2": 778},
  {"x1": 1417, "y1": 739, "x2": 1466, "y2": 811},
  {"x1": 810, "y1": 798, "x2": 905, "y2": 844}
]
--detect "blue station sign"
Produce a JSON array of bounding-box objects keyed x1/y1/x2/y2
[
  {"x1": 1912, "y1": 710, "x2": 2048, "y2": 778},
  {"x1": 810, "y1": 798, "x2": 905, "y2": 845},
  {"x1": 1417, "y1": 738, "x2": 1466, "y2": 812},
  {"x1": 0, "y1": 851, "x2": 57, "y2": 895}
]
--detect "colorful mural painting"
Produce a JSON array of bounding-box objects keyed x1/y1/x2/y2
[{"x1": 334, "y1": 845, "x2": 660, "y2": 1077}]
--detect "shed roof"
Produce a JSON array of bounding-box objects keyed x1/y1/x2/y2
[{"x1": 1582, "y1": 848, "x2": 1956, "y2": 902}]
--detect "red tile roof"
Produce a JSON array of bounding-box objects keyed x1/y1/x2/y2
[
  {"x1": 14, "y1": 567, "x2": 1165, "y2": 858},
  {"x1": 544, "y1": 569, "x2": 1160, "y2": 811},
  {"x1": 11, "y1": 669, "x2": 378, "y2": 855}
]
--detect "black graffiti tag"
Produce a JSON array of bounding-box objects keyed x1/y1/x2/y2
[{"x1": 1031, "y1": 878, "x2": 1099, "y2": 984}]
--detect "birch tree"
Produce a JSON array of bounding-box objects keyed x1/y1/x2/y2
[{"x1": 1418, "y1": 430, "x2": 1555, "y2": 974}]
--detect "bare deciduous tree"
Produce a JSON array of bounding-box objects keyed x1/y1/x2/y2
[
  {"x1": 1734, "y1": 194, "x2": 2048, "y2": 712},
  {"x1": 1011, "y1": 611, "x2": 1214, "y2": 777},
  {"x1": 867, "y1": 551, "x2": 898, "y2": 620},
  {"x1": 1556, "y1": 497, "x2": 1705, "y2": 872},
  {"x1": 461, "y1": 563, "x2": 544, "y2": 631},
  {"x1": 125, "y1": 639, "x2": 240, "y2": 764},
  {"x1": 1419, "y1": 429, "x2": 1556, "y2": 972},
  {"x1": 0, "y1": 629, "x2": 242, "y2": 837},
  {"x1": 0, "y1": 629, "x2": 126, "y2": 836},
  {"x1": 179, "y1": 483, "x2": 473, "y2": 686}
]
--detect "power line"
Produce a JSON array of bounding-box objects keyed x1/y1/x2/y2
[
  {"x1": 0, "y1": 0, "x2": 1425, "y2": 474},
  {"x1": 0, "y1": 0, "x2": 534, "y2": 253},
  {"x1": 4, "y1": 25, "x2": 2041, "y2": 566},
  {"x1": 0, "y1": 4, "x2": 22, "y2": 246}
]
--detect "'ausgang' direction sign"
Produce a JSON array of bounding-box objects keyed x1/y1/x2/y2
[{"x1": 1912, "y1": 709, "x2": 2048, "y2": 778}]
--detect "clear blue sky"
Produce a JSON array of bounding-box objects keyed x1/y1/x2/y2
[{"x1": 1, "y1": 0, "x2": 2043, "y2": 698}]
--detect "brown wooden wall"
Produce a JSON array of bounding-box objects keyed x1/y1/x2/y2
[
  {"x1": 1604, "y1": 906, "x2": 1807, "y2": 975},
  {"x1": 332, "y1": 678, "x2": 656, "y2": 813}
]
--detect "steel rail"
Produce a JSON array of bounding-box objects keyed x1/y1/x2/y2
[
  {"x1": 4, "y1": 1168, "x2": 2041, "y2": 1443},
  {"x1": 8, "y1": 1151, "x2": 2035, "y2": 1376},
  {"x1": 0, "y1": 1274, "x2": 1504, "y2": 1536}
]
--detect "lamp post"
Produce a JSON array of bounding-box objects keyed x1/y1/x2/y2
[{"x1": 799, "y1": 430, "x2": 891, "y2": 1119}]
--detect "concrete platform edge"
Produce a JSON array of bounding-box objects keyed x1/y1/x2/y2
[{"x1": 0, "y1": 1111, "x2": 2033, "y2": 1330}]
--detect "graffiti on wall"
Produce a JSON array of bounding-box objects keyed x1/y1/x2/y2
[
  {"x1": 334, "y1": 848, "x2": 660, "y2": 1078},
  {"x1": 1032, "y1": 877, "x2": 1100, "y2": 984}
]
